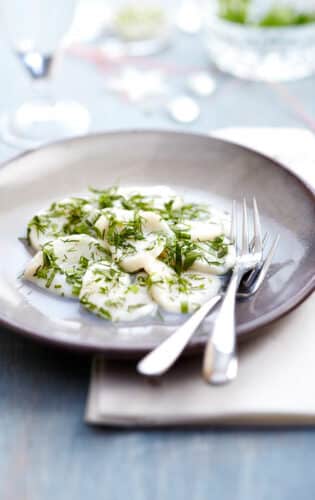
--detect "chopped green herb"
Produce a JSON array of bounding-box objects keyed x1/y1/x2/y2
[
  {"x1": 99, "y1": 307, "x2": 112, "y2": 320},
  {"x1": 79, "y1": 256, "x2": 89, "y2": 268},
  {"x1": 128, "y1": 303, "x2": 146, "y2": 312},
  {"x1": 107, "y1": 213, "x2": 145, "y2": 249},
  {"x1": 180, "y1": 301, "x2": 189, "y2": 314},
  {"x1": 89, "y1": 186, "x2": 122, "y2": 209}
]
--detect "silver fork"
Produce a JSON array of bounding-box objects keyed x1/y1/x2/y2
[
  {"x1": 202, "y1": 198, "x2": 263, "y2": 384},
  {"x1": 137, "y1": 201, "x2": 276, "y2": 378},
  {"x1": 137, "y1": 235, "x2": 278, "y2": 377}
]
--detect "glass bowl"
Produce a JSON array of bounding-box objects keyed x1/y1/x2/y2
[{"x1": 204, "y1": 14, "x2": 315, "y2": 81}]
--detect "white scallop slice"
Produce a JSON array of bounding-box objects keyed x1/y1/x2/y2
[
  {"x1": 94, "y1": 207, "x2": 133, "y2": 238},
  {"x1": 190, "y1": 241, "x2": 236, "y2": 275},
  {"x1": 143, "y1": 255, "x2": 172, "y2": 276},
  {"x1": 24, "y1": 235, "x2": 108, "y2": 298},
  {"x1": 95, "y1": 208, "x2": 173, "y2": 272},
  {"x1": 27, "y1": 198, "x2": 101, "y2": 251},
  {"x1": 148, "y1": 260, "x2": 221, "y2": 314},
  {"x1": 170, "y1": 204, "x2": 231, "y2": 238},
  {"x1": 174, "y1": 219, "x2": 225, "y2": 241},
  {"x1": 80, "y1": 263, "x2": 157, "y2": 322}
]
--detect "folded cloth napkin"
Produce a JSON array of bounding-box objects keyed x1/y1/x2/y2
[{"x1": 85, "y1": 127, "x2": 315, "y2": 427}]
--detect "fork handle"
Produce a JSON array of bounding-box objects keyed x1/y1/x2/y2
[
  {"x1": 202, "y1": 266, "x2": 242, "y2": 384},
  {"x1": 137, "y1": 295, "x2": 221, "y2": 377}
]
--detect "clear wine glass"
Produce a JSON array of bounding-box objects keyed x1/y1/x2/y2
[{"x1": 0, "y1": 0, "x2": 90, "y2": 149}]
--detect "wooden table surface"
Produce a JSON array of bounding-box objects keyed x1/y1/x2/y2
[{"x1": 0, "y1": 32, "x2": 315, "y2": 500}]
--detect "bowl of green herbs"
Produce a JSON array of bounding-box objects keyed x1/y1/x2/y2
[{"x1": 205, "y1": 0, "x2": 315, "y2": 80}]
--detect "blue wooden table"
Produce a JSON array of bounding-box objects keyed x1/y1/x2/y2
[{"x1": 0, "y1": 32, "x2": 315, "y2": 500}]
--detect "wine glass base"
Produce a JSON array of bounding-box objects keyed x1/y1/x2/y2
[{"x1": 0, "y1": 100, "x2": 90, "y2": 150}]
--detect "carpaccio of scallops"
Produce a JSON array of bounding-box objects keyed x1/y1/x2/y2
[{"x1": 24, "y1": 186, "x2": 235, "y2": 322}]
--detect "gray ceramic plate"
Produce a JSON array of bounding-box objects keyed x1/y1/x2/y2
[{"x1": 0, "y1": 131, "x2": 314, "y2": 357}]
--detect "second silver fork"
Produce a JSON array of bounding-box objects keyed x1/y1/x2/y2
[{"x1": 202, "y1": 198, "x2": 263, "y2": 384}]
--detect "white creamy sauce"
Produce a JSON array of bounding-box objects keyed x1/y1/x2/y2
[{"x1": 23, "y1": 185, "x2": 235, "y2": 322}]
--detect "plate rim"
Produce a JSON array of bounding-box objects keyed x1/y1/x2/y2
[{"x1": 0, "y1": 129, "x2": 314, "y2": 357}]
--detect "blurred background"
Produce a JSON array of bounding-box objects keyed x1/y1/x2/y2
[
  {"x1": 0, "y1": 0, "x2": 315, "y2": 149},
  {"x1": 0, "y1": 4, "x2": 315, "y2": 499}
]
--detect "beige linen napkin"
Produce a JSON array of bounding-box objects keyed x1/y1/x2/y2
[{"x1": 85, "y1": 127, "x2": 315, "y2": 427}]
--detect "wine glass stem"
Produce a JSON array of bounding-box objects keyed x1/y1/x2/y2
[{"x1": 18, "y1": 50, "x2": 56, "y2": 102}]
